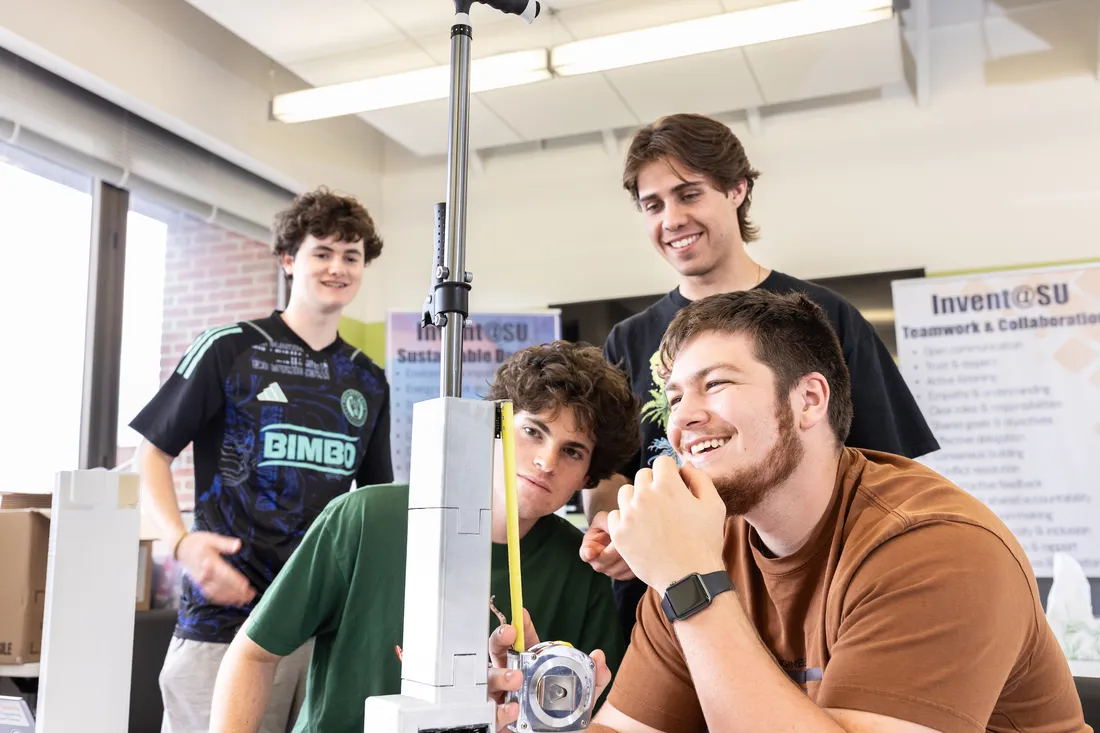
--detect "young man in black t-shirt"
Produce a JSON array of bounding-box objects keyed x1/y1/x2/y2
[
  {"x1": 130, "y1": 188, "x2": 393, "y2": 733},
  {"x1": 578, "y1": 113, "x2": 939, "y2": 639}
]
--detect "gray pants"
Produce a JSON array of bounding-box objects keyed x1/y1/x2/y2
[{"x1": 159, "y1": 636, "x2": 313, "y2": 733}]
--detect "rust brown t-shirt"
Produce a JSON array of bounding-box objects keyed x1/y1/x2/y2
[{"x1": 606, "y1": 448, "x2": 1090, "y2": 733}]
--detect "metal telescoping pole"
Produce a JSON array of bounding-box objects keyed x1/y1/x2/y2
[{"x1": 439, "y1": 17, "x2": 473, "y2": 399}]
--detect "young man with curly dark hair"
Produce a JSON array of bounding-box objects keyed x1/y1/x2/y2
[
  {"x1": 129, "y1": 187, "x2": 392, "y2": 733},
  {"x1": 207, "y1": 341, "x2": 640, "y2": 733}
]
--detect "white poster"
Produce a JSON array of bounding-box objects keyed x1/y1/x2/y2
[{"x1": 892, "y1": 263, "x2": 1100, "y2": 576}]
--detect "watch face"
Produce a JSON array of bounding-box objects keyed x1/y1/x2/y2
[{"x1": 666, "y1": 576, "x2": 708, "y2": 618}]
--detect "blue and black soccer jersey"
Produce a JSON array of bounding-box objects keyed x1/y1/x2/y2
[{"x1": 130, "y1": 311, "x2": 393, "y2": 643}]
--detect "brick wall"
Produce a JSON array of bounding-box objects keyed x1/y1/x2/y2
[{"x1": 160, "y1": 214, "x2": 277, "y2": 509}]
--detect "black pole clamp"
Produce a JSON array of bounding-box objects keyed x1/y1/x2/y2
[
  {"x1": 421, "y1": 202, "x2": 473, "y2": 330},
  {"x1": 454, "y1": 0, "x2": 541, "y2": 21}
]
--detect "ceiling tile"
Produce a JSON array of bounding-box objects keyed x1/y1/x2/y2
[
  {"x1": 477, "y1": 74, "x2": 639, "y2": 140},
  {"x1": 364, "y1": 0, "x2": 457, "y2": 39},
  {"x1": 743, "y1": 18, "x2": 903, "y2": 106},
  {"x1": 556, "y1": 0, "x2": 727, "y2": 40},
  {"x1": 604, "y1": 49, "x2": 765, "y2": 123},
  {"x1": 719, "y1": 0, "x2": 786, "y2": 11},
  {"x1": 185, "y1": 0, "x2": 402, "y2": 64},
  {"x1": 541, "y1": 0, "x2": 609, "y2": 8},
  {"x1": 290, "y1": 40, "x2": 439, "y2": 86},
  {"x1": 359, "y1": 96, "x2": 522, "y2": 156}
]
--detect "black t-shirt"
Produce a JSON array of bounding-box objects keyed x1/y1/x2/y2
[
  {"x1": 130, "y1": 311, "x2": 393, "y2": 643},
  {"x1": 602, "y1": 271, "x2": 939, "y2": 638}
]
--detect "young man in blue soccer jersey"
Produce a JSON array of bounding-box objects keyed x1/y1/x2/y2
[{"x1": 130, "y1": 187, "x2": 393, "y2": 733}]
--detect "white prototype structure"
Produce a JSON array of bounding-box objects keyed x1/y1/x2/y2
[
  {"x1": 363, "y1": 2, "x2": 547, "y2": 731},
  {"x1": 36, "y1": 470, "x2": 142, "y2": 733}
]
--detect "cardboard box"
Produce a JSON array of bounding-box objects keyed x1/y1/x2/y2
[
  {"x1": 0, "y1": 492, "x2": 52, "y2": 510},
  {"x1": 1, "y1": 490, "x2": 155, "y2": 665},
  {"x1": 0, "y1": 510, "x2": 50, "y2": 665}
]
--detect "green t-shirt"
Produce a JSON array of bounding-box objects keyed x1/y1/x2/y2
[{"x1": 244, "y1": 483, "x2": 625, "y2": 733}]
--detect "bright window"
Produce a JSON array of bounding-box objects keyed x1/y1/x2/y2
[
  {"x1": 116, "y1": 208, "x2": 168, "y2": 459},
  {"x1": 114, "y1": 199, "x2": 277, "y2": 507},
  {"x1": 0, "y1": 149, "x2": 93, "y2": 492}
]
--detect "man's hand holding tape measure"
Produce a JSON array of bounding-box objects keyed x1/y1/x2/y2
[{"x1": 489, "y1": 607, "x2": 613, "y2": 732}]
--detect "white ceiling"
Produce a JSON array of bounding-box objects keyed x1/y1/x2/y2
[
  {"x1": 180, "y1": 0, "x2": 1063, "y2": 157},
  {"x1": 185, "y1": 1, "x2": 784, "y2": 68}
]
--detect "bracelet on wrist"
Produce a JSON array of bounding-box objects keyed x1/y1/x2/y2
[{"x1": 172, "y1": 531, "x2": 189, "y2": 561}]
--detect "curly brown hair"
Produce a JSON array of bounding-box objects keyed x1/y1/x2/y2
[
  {"x1": 659, "y1": 289, "x2": 853, "y2": 445},
  {"x1": 623, "y1": 113, "x2": 762, "y2": 243},
  {"x1": 486, "y1": 341, "x2": 640, "y2": 488},
  {"x1": 273, "y1": 186, "x2": 383, "y2": 263}
]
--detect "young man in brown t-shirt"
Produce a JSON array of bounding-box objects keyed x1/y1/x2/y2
[{"x1": 572, "y1": 289, "x2": 1090, "y2": 733}]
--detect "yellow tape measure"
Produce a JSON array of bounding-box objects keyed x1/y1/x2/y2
[{"x1": 499, "y1": 401, "x2": 525, "y2": 653}]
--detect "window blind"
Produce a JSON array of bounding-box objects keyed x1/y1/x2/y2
[{"x1": 0, "y1": 46, "x2": 293, "y2": 242}]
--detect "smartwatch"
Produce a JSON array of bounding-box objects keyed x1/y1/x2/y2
[{"x1": 661, "y1": 571, "x2": 734, "y2": 622}]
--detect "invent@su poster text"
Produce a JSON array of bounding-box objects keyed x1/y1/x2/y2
[{"x1": 892, "y1": 264, "x2": 1100, "y2": 576}]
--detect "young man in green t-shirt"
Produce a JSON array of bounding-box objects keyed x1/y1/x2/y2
[{"x1": 208, "y1": 341, "x2": 640, "y2": 733}]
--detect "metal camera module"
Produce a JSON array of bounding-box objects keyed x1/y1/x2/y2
[{"x1": 506, "y1": 641, "x2": 596, "y2": 731}]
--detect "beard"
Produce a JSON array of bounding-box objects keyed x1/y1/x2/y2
[{"x1": 711, "y1": 397, "x2": 804, "y2": 516}]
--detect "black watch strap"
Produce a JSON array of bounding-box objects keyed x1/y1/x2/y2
[
  {"x1": 661, "y1": 570, "x2": 734, "y2": 622},
  {"x1": 699, "y1": 570, "x2": 733, "y2": 596}
]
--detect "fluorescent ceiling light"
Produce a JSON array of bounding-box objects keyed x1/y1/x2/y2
[
  {"x1": 272, "y1": 0, "x2": 894, "y2": 123},
  {"x1": 551, "y1": 0, "x2": 894, "y2": 76},
  {"x1": 272, "y1": 49, "x2": 551, "y2": 123}
]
